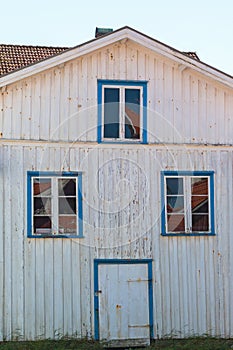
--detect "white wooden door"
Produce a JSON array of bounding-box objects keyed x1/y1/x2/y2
[{"x1": 98, "y1": 262, "x2": 150, "y2": 347}]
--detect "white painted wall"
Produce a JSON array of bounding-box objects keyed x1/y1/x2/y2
[
  {"x1": 0, "y1": 38, "x2": 233, "y2": 340},
  {"x1": 0, "y1": 142, "x2": 232, "y2": 340},
  {"x1": 1, "y1": 40, "x2": 233, "y2": 145}
]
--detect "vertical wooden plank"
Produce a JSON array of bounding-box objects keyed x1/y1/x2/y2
[
  {"x1": 59, "y1": 65, "x2": 70, "y2": 141},
  {"x1": 220, "y1": 151, "x2": 230, "y2": 336},
  {"x1": 3, "y1": 145, "x2": 12, "y2": 340},
  {"x1": 170, "y1": 238, "x2": 180, "y2": 335},
  {"x1": 68, "y1": 62, "x2": 79, "y2": 142},
  {"x1": 35, "y1": 239, "x2": 45, "y2": 339},
  {"x1": 196, "y1": 237, "x2": 207, "y2": 335},
  {"x1": 50, "y1": 68, "x2": 61, "y2": 141},
  {"x1": 2, "y1": 88, "x2": 13, "y2": 139},
  {"x1": 97, "y1": 147, "x2": 105, "y2": 257},
  {"x1": 76, "y1": 59, "x2": 87, "y2": 142},
  {"x1": 62, "y1": 240, "x2": 73, "y2": 336},
  {"x1": 198, "y1": 79, "x2": 207, "y2": 144},
  {"x1": 78, "y1": 147, "x2": 92, "y2": 337},
  {"x1": 31, "y1": 76, "x2": 41, "y2": 140},
  {"x1": 140, "y1": 147, "x2": 152, "y2": 259},
  {"x1": 119, "y1": 41, "x2": 126, "y2": 80},
  {"x1": 34, "y1": 146, "x2": 46, "y2": 338},
  {"x1": 70, "y1": 144, "x2": 82, "y2": 337},
  {"x1": 150, "y1": 148, "x2": 162, "y2": 338},
  {"x1": 137, "y1": 49, "x2": 145, "y2": 80},
  {"x1": 128, "y1": 148, "x2": 140, "y2": 259},
  {"x1": 159, "y1": 143, "x2": 174, "y2": 336},
  {"x1": 190, "y1": 75, "x2": 199, "y2": 144},
  {"x1": 172, "y1": 67, "x2": 181, "y2": 143},
  {"x1": 217, "y1": 151, "x2": 227, "y2": 337},
  {"x1": 21, "y1": 80, "x2": 32, "y2": 140},
  {"x1": 0, "y1": 144, "x2": 3, "y2": 340},
  {"x1": 40, "y1": 72, "x2": 51, "y2": 140},
  {"x1": 113, "y1": 44, "x2": 120, "y2": 80},
  {"x1": 229, "y1": 150, "x2": 233, "y2": 337},
  {"x1": 80, "y1": 57, "x2": 88, "y2": 142},
  {"x1": 87, "y1": 146, "x2": 99, "y2": 258},
  {"x1": 24, "y1": 146, "x2": 36, "y2": 340},
  {"x1": 211, "y1": 150, "x2": 220, "y2": 336},
  {"x1": 126, "y1": 43, "x2": 137, "y2": 80},
  {"x1": 10, "y1": 147, "x2": 24, "y2": 339},
  {"x1": 164, "y1": 63, "x2": 174, "y2": 143},
  {"x1": 107, "y1": 46, "x2": 114, "y2": 80},
  {"x1": 154, "y1": 60, "x2": 166, "y2": 144},
  {"x1": 71, "y1": 237, "x2": 81, "y2": 337},
  {"x1": 11, "y1": 83, "x2": 22, "y2": 140},
  {"x1": 147, "y1": 57, "x2": 155, "y2": 144},
  {"x1": 46, "y1": 146, "x2": 64, "y2": 338},
  {"x1": 44, "y1": 239, "x2": 54, "y2": 338},
  {"x1": 206, "y1": 84, "x2": 216, "y2": 145},
  {"x1": 0, "y1": 89, "x2": 3, "y2": 136},
  {"x1": 86, "y1": 54, "x2": 97, "y2": 141},
  {"x1": 225, "y1": 94, "x2": 233, "y2": 145},
  {"x1": 160, "y1": 237, "x2": 171, "y2": 336},
  {"x1": 182, "y1": 71, "x2": 191, "y2": 144}
]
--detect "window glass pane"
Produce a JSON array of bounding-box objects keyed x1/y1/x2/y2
[
  {"x1": 125, "y1": 88, "x2": 140, "y2": 139},
  {"x1": 33, "y1": 178, "x2": 52, "y2": 235},
  {"x1": 104, "y1": 88, "x2": 119, "y2": 138},
  {"x1": 34, "y1": 216, "x2": 51, "y2": 233},
  {"x1": 191, "y1": 177, "x2": 208, "y2": 195},
  {"x1": 59, "y1": 197, "x2": 76, "y2": 214},
  {"x1": 34, "y1": 197, "x2": 51, "y2": 215},
  {"x1": 167, "y1": 196, "x2": 184, "y2": 213},
  {"x1": 33, "y1": 178, "x2": 51, "y2": 196},
  {"x1": 192, "y1": 214, "x2": 209, "y2": 231},
  {"x1": 166, "y1": 178, "x2": 183, "y2": 195},
  {"x1": 192, "y1": 196, "x2": 209, "y2": 213},
  {"x1": 59, "y1": 216, "x2": 76, "y2": 234},
  {"x1": 58, "y1": 179, "x2": 76, "y2": 196},
  {"x1": 167, "y1": 214, "x2": 185, "y2": 232}
]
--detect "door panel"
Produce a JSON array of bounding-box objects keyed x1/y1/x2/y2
[{"x1": 98, "y1": 262, "x2": 150, "y2": 345}]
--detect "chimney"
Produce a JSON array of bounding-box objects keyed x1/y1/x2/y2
[{"x1": 95, "y1": 27, "x2": 113, "y2": 38}]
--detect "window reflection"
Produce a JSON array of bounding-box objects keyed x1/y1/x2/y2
[
  {"x1": 104, "y1": 88, "x2": 119, "y2": 138},
  {"x1": 125, "y1": 89, "x2": 140, "y2": 139},
  {"x1": 33, "y1": 178, "x2": 52, "y2": 234},
  {"x1": 191, "y1": 177, "x2": 209, "y2": 231}
]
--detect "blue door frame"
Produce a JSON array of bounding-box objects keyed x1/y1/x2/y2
[{"x1": 94, "y1": 258, "x2": 154, "y2": 340}]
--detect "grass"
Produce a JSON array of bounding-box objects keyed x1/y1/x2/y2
[{"x1": 0, "y1": 337, "x2": 233, "y2": 350}]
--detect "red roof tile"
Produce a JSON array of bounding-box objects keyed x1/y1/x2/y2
[{"x1": 0, "y1": 44, "x2": 69, "y2": 76}]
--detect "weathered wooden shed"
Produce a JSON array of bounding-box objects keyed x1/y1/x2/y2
[{"x1": 0, "y1": 26, "x2": 233, "y2": 346}]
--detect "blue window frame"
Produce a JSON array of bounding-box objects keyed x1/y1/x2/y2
[
  {"x1": 161, "y1": 171, "x2": 215, "y2": 236},
  {"x1": 97, "y1": 80, "x2": 147, "y2": 143},
  {"x1": 27, "y1": 171, "x2": 83, "y2": 238}
]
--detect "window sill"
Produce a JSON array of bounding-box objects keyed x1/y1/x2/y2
[
  {"x1": 27, "y1": 234, "x2": 84, "y2": 239},
  {"x1": 99, "y1": 140, "x2": 147, "y2": 144},
  {"x1": 161, "y1": 232, "x2": 216, "y2": 237}
]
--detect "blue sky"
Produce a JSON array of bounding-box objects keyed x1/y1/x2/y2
[{"x1": 2, "y1": 0, "x2": 233, "y2": 75}]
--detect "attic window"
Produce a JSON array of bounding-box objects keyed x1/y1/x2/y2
[{"x1": 97, "y1": 80, "x2": 148, "y2": 143}]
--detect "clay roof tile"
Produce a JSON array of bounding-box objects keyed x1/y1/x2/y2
[{"x1": 0, "y1": 44, "x2": 69, "y2": 76}]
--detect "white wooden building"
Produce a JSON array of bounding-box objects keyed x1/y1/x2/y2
[{"x1": 0, "y1": 26, "x2": 233, "y2": 345}]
